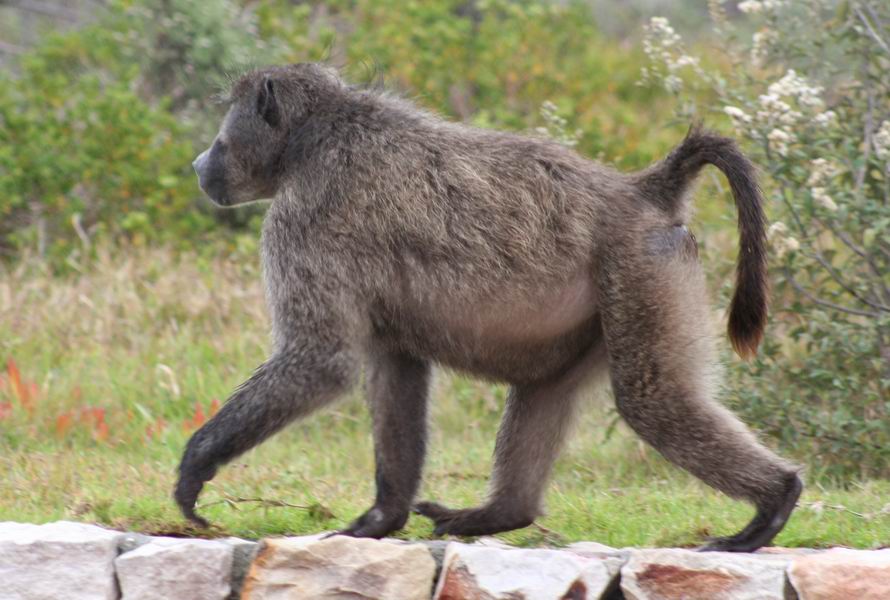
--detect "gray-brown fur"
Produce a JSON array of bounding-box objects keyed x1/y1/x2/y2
[{"x1": 179, "y1": 63, "x2": 801, "y2": 551}]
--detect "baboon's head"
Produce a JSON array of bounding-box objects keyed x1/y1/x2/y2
[{"x1": 192, "y1": 63, "x2": 344, "y2": 206}]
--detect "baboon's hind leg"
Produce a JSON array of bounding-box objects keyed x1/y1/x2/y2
[
  {"x1": 415, "y1": 333, "x2": 605, "y2": 536},
  {"x1": 599, "y1": 231, "x2": 801, "y2": 552}
]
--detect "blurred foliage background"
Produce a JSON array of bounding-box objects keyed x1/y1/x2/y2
[
  {"x1": 0, "y1": 0, "x2": 887, "y2": 510},
  {"x1": 0, "y1": 0, "x2": 698, "y2": 261}
]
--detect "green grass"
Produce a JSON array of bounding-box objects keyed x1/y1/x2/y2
[{"x1": 1, "y1": 246, "x2": 887, "y2": 548}]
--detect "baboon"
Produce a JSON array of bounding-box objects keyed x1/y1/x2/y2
[{"x1": 180, "y1": 63, "x2": 802, "y2": 552}]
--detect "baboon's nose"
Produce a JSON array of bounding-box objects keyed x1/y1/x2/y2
[{"x1": 192, "y1": 150, "x2": 209, "y2": 176}]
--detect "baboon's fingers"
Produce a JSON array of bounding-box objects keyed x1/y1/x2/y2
[
  {"x1": 175, "y1": 423, "x2": 219, "y2": 527},
  {"x1": 412, "y1": 501, "x2": 452, "y2": 520},
  {"x1": 413, "y1": 501, "x2": 464, "y2": 536},
  {"x1": 174, "y1": 461, "x2": 216, "y2": 528},
  {"x1": 414, "y1": 501, "x2": 534, "y2": 537},
  {"x1": 174, "y1": 485, "x2": 210, "y2": 528},
  {"x1": 183, "y1": 507, "x2": 210, "y2": 529}
]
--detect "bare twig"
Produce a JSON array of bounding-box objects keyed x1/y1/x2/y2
[
  {"x1": 772, "y1": 170, "x2": 809, "y2": 238},
  {"x1": 823, "y1": 224, "x2": 890, "y2": 305},
  {"x1": 784, "y1": 268, "x2": 881, "y2": 318},
  {"x1": 854, "y1": 4, "x2": 890, "y2": 56},
  {"x1": 785, "y1": 421, "x2": 888, "y2": 452},
  {"x1": 198, "y1": 494, "x2": 332, "y2": 518},
  {"x1": 808, "y1": 250, "x2": 890, "y2": 312},
  {"x1": 532, "y1": 523, "x2": 568, "y2": 545},
  {"x1": 805, "y1": 500, "x2": 890, "y2": 520},
  {"x1": 865, "y1": 3, "x2": 887, "y2": 34},
  {"x1": 71, "y1": 214, "x2": 91, "y2": 250},
  {"x1": 855, "y1": 65, "x2": 875, "y2": 193}
]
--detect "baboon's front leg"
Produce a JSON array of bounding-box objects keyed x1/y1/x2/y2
[
  {"x1": 175, "y1": 345, "x2": 356, "y2": 527},
  {"x1": 338, "y1": 349, "x2": 431, "y2": 538}
]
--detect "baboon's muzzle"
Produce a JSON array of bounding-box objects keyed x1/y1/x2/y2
[{"x1": 192, "y1": 143, "x2": 229, "y2": 206}]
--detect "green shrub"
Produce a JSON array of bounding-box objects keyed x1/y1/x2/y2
[
  {"x1": 0, "y1": 52, "x2": 204, "y2": 261},
  {"x1": 1, "y1": 0, "x2": 679, "y2": 263},
  {"x1": 643, "y1": 0, "x2": 890, "y2": 478},
  {"x1": 0, "y1": 0, "x2": 270, "y2": 261},
  {"x1": 259, "y1": 0, "x2": 678, "y2": 168}
]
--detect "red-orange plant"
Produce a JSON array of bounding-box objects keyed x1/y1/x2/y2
[{"x1": 7, "y1": 359, "x2": 35, "y2": 414}]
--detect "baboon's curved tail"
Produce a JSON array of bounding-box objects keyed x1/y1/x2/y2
[{"x1": 635, "y1": 125, "x2": 768, "y2": 359}]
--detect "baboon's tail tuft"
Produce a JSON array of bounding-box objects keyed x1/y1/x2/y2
[{"x1": 636, "y1": 124, "x2": 768, "y2": 359}]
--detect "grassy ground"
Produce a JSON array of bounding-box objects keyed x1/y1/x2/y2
[{"x1": 1, "y1": 246, "x2": 887, "y2": 548}]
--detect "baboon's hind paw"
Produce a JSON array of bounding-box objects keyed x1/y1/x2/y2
[
  {"x1": 413, "y1": 501, "x2": 534, "y2": 537},
  {"x1": 699, "y1": 473, "x2": 803, "y2": 553}
]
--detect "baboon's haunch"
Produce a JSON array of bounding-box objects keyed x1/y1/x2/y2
[{"x1": 181, "y1": 63, "x2": 801, "y2": 552}]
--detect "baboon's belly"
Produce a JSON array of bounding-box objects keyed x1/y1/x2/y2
[{"x1": 380, "y1": 273, "x2": 601, "y2": 384}]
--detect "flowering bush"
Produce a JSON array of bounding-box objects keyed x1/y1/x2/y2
[{"x1": 643, "y1": 1, "x2": 890, "y2": 478}]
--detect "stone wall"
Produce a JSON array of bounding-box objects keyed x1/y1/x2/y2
[{"x1": 1, "y1": 521, "x2": 888, "y2": 599}]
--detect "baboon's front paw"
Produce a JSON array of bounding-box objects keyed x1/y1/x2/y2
[
  {"x1": 335, "y1": 506, "x2": 408, "y2": 539},
  {"x1": 174, "y1": 463, "x2": 216, "y2": 528},
  {"x1": 174, "y1": 478, "x2": 211, "y2": 528}
]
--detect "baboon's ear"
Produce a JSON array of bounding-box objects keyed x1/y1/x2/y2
[{"x1": 257, "y1": 77, "x2": 280, "y2": 127}]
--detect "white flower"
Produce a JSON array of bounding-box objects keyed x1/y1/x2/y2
[
  {"x1": 738, "y1": 1, "x2": 763, "y2": 14},
  {"x1": 764, "y1": 70, "x2": 825, "y2": 113},
  {"x1": 664, "y1": 74, "x2": 682, "y2": 93},
  {"x1": 799, "y1": 93, "x2": 825, "y2": 111},
  {"x1": 767, "y1": 70, "x2": 798, "y2": 97},
  {"x1": 758, "y1": 93, "x2": 782, "y2": 107},
  {"x1": 768, "y1": 70, "x2": 822, "y2": 100},
  {"x1": 807, "y1": 158, "x2": 841, "y2": 186},
  {"x1": 768, "y1": 128, "x2": 794, "y2": 156},
  {"x1": 643, "y1": 16, "x2": 700, "y2": 82},
  {"x1": 768, "y1": 221, "x2": 788, "y2": 238},
  {"x1": 778, "y1": 109, "x2": 803, "y2": 126},
  {"x1": 672, "y1": 54, "x2": 699, "y2": 69},
  {"x1": 724, "y1": 106, "x2": 753, "y2": 134},
  {"x1": 773, "y1": 234, "x2": 800, "y2": 258},
  {"x1": 751, "y1": 30, "x2": 776, "y2": 66},
  {"x1": 757, "y1": 93, "x2": 798, "y2": 125},
  {"x1": 812, "y1": 187, "x2": 838, "y2": 212},
  {"x1": 874, "y1": 120, "x2": 890, "y2": 161},
  {"x1": 813, "y1": 110, "x2": 837, "y2": 128},
  {"x1": 645, "y1": 17, "x2": 681, "y2": 48},
  {"x1": 768, "y1": 222, "x2": 800, "y2": 259},
  {"x1": 724, "y1": 106, "x2": 751, "y2": 122}
]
